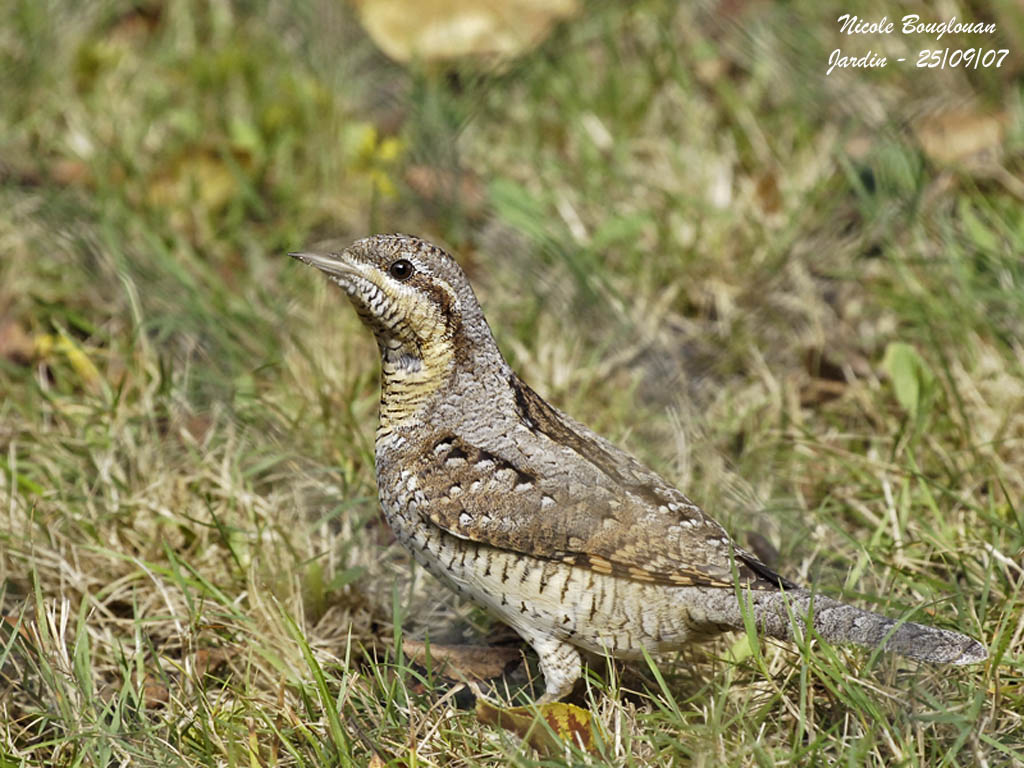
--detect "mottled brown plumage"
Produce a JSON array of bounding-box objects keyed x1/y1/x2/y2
[
  {"x1": 291, "y1": 234, "x2": 987, "y2": 701},
  {"x1": 412, "y1": 387, "x2": 794, "y2": 591}
]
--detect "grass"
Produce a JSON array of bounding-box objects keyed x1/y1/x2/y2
[{"x1": 1, "y1": 0, "x2": 1022, "y2": 764}]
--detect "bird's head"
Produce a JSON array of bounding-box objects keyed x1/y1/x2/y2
[{"x1": 291, "y1": 233, "x2": 498, "y2": 389}]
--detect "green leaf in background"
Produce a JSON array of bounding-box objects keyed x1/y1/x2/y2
[{"x1": 881, "y1": 341, "x2": 935, "y2": 420}]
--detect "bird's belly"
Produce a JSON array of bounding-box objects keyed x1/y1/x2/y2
[{"x1": 383, "y1": 501, "x2": 718, "y2": 658}]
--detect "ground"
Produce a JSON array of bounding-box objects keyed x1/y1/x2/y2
[{"x1": 1, "y1": 0, "x2": 1022, "y2": 764}]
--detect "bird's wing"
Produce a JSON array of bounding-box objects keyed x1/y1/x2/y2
[{"x1": 408, "y1": 378, "x2": 795, "y2": 591}]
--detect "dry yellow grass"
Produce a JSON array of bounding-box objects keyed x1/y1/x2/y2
[{"x1": 1, "y1": 0, "x2": 1021, "y2": 764}]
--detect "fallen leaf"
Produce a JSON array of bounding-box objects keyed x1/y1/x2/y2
[
  {"x1": 405, "y1": 165, "x2": 487, "y2": 218},
  {"x1": 476, "y1": 698, "x2": 596, "y2": 754},
  {"x1": 192, "y1": 648, "x2": 232, "y2": 678},
  {"x1": 753, "y1": 170, "x2": 782, "y2": 215},
  {"x1": 143, "y1": 681, "x2": 170, "y2": 707},
  {"x1": 716, "y1": 0, "x2": 769, "y2": 18},
  {"x1": 353, "y1": 0, "x2": 579, "y2": 64},
  {"x1": 799, "y1": 378, "x2": 847, "y2": 406},
  {"x1": 2, "y1": 614, "x2": 34, "y2": 646},
  {"x1": 693, "y1": 56, "x2": 727, "y2": 85},
  {"x1": 107, "y1": 3, "x2": 163, "y2": 43},
  {"x1": 147, "y1": 148, "x2": 250, "y2": 213},
  {"x1": 34, "y1": 332, "x2": 102, "y2": 389},
  {"x1": 50, "y1": 159, "x2": 91, "y2": 187},
  {"x1": 0, "y1": 321, "x2": 34, "y2": 364},
  {"x1": 915, "y1": 108, "x2": 1008, "y2": 166},
  {"x1": 181, "y1": 413, "x2": 214, "y2": 444},
  {"x1": 60, "y1": 337, "x2": 102, "y2": 387},
  {"x1": 402, "y1": 639, "x2": 521, "y2": 682}
]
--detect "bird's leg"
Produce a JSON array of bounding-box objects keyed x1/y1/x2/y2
[{"x1": 528, "y1": 635, "x2": 582, "y2": 703}]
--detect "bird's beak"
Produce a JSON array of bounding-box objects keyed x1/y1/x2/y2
[{"x1": 289, "y1": 251, "x2": 359, "y2": 281}]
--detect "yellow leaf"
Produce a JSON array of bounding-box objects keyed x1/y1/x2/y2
[
  {"x1": 33, "y1": 332, "x2": 102, "y2": 388},
  {"x1": 370, "y1": 169, "x2": 397, "y2": 198},
  {"x1": 354, "y1": 0, "x2": 579, "y2": 64},
  {"x1": 59, "y1": 334, "x2": 102, "y2": 387},
  {"x1": 350, "y1": 123, "x2": 379, "y2": 163},
  {"x1": 191, "y1": 154, "x2": 239, "y2": 211},
  {"x1": 376, "y1": 136, "x2": 403, "y2": 163},
  {"x1": 476, "y1": 698, "x2": 596, "y2": 754},
  {"x1": 33, "y1": 333, "x2": 56, "y2": 357},
  {"x1": 146, "y1": 150, "x2": 241, "y2": 213}
]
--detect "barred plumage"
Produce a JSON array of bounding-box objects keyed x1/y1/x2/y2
[{"x1": 291, "y1": 234, "x2": 986, "y2": 701}]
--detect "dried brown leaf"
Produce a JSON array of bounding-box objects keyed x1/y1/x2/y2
[
  {"x1": 405, "y1": 165, "x2": 487, "y2": 218},
  {"x1": 143, "y1": 681, "x2": 171, "y2": 707},
  {"x1": 402, "y1": 639, "x2": 521, "y2": 682},
  {"x1": 193, "y1": 647, "x2": 233, "y2": 678},
  {"x1": 0, "y1": 322, "x2": 34, "y2": 365},
  {"x1": 754, "y1": 171, "x2": 782, "y2": 215},
  {"x1": 799, "y1": 378, "x2": 848, "y2": 406},
  {"x1": 107, "y1": 3, "x2": 164, "y2": 43},
  {"x1": 915, "y1": 108, "x2": 1008, "y2": 166}
]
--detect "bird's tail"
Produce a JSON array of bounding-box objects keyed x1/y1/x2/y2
[{"x1": 693, "y1": 587, "x2": 987, "y2": 665}]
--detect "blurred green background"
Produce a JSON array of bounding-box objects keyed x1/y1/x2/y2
[{"x1": 1, "y1": 0, "x2": 1022, "y2": 765}]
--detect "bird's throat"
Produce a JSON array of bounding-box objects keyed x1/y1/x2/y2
[{"x1": 378, "y1": 336, "x2": 455, "y2": 433}]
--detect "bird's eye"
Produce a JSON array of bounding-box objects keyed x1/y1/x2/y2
[{"x1": 389, "y1": 259, "x2": 414, "y2": 281}]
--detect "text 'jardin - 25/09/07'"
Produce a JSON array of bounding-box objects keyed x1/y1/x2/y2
[{"x1": 826, "y1": 13, "x2": 1001, "y2": 76}]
